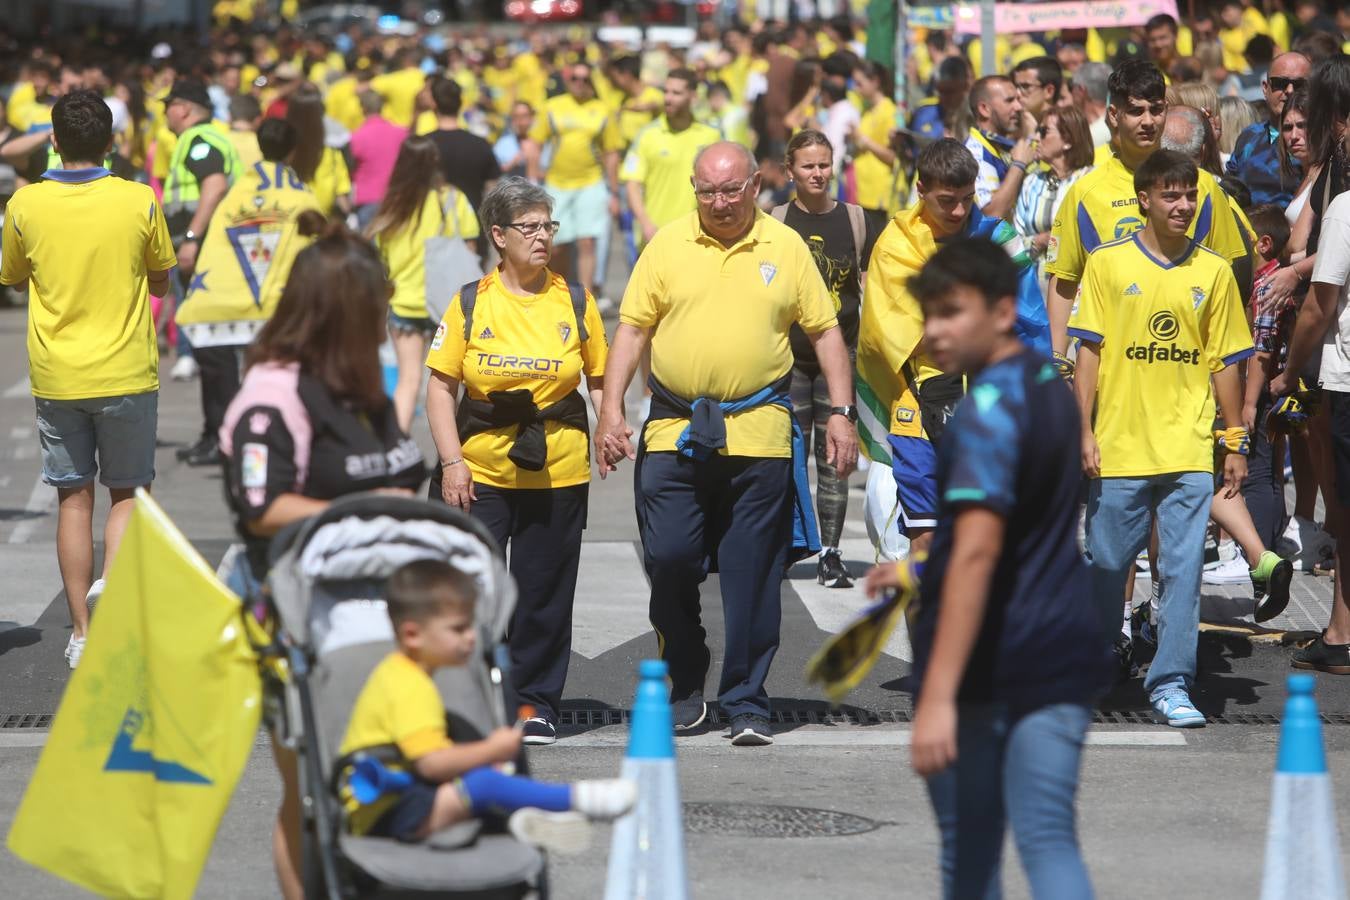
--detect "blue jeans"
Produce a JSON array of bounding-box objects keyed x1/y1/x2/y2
[
  {"x1": 1085, "y1": 473, "x2": 1211, "y2": 697},
  {"x1": 926, "y1": 702, "x2": 1094, "y2": 900}
]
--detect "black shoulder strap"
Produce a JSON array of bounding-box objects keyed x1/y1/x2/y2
[
  {"x1": 567, "y1": 282, "x2": 589, "y2": 343},
  {"x1": 459, "y1": 279, "x2": 481, "y2": 342}
]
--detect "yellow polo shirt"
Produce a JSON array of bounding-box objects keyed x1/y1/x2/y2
[
  {"x1": 372, "y1": 67, "x2": 427, "y2": 128},
  {"x1": 1, "y1": 169, "x2": 176, "y2": 400},
  {"x1": 620, "y1": 211, "x2": 837, "y2": 457},
  {"x1": 530, "y1": 95, "x2": 623, "y2": 190},
  {"x1": 854, "y1": 97, "x2": 897, "y2": 211},
  {"x1": 425, "y1": 269, "x2": 609, "y2": 489},
  {"x1": 620, "y1": 116, "x2": 720, "y2": 229}
]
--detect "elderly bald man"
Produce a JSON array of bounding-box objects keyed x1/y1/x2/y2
[
  {"x1": 596, "y1": 141, "x2": 859, "y2": 746},
  {"x1": 1226, "y1": 51, "x2": 1310, "y2": 205}
]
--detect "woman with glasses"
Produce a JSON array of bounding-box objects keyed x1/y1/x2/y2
[
  {"x1": 369, "y1": 134, "x2": 480, "y2": 432},
  {"x1": 425, "y1": 176, "x2": 609, "y2": 746},
  {"x1": 1012, "y1": 106, "x2": 1094, "y2": 296}
]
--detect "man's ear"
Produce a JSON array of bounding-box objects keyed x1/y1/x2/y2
[
  {"x1": 1137, "y1": 189, "x2": 1150, "y2": 214},
  {"x1": 994, "y1": 293, "x2": 1018, "y2": 332}
]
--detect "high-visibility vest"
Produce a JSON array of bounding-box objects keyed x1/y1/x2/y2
[{"x1": 163, "y1": 122, "x2": 240, "y2": 220}]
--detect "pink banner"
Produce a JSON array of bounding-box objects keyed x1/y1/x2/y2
[{"x1": 952, "y1": 0, "x2": 1181, "y2": 35}]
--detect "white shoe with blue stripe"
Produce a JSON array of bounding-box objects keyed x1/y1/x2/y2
[{"x1": 1152, "y1": 691, "x2": 1206, "y2": 728}]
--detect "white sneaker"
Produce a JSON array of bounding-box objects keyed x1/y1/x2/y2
[
  {"x1": 1279, "y1": 516, "x2": 1335, "y2": 571},
  {"x1": 507, "y1": 809, "x2": 592, "y2": 855},
  {"x1": 571, "y1": 778, "x2": 637, "y2": 821},
  {"x1": 1203, "y1": 553, "x2": 1251, "y2": 585},
  {"x1": 170, "y1": 355, "x2": 198, "y2": 381},
  {"x1": 86, "y1": 578, "x2": 106, "y2": 616},
  {"x1": 65, "y1": 634, "x2": 86, "y2": 669}
]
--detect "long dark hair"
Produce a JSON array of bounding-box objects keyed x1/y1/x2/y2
[
  {"x1": 247, "y1": 217, "x2": 390, "y2": 412},
  {"x1": 1306, "y1": 55, "x2": 1350, "y2": 169},
  {"x1": 1280, "y1": 88, "x2": 1310, "y2": 179},
  {"x1": 368, "y1": 135, "x2": 443, "y2": 239},
  {"x1": 285, "y1": 81, "x2": 326, "y2": 184}
]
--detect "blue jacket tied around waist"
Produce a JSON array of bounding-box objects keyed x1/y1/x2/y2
[{"x1": 644, "y1": 372, "x2": 822, "y2": 564}]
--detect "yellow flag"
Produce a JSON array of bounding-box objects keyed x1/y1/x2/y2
[{"x1": 7, "y1": 489, "x2": 261, "y2": 899}]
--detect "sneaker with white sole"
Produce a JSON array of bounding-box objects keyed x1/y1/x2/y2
[
  {"x1": 521, "y1": 716, "x2": 557, "y2": 746},
  {"x1": 1151, "y1": 691, "x2": 1206, "y2": 728},
  {"x1": 507, "y1": 809, "x2": 592, "y2": 855},
  {"x1": 1202, "y1": 554, "x2": 1251, "y2": 585},
  {"x1": 571, "y1": 778, "x2": 637, "y2": 820},
  {"x1": 728, "y1": 714, "x2": 774, "y2": 746},
  {"x1": 86, "y1": 578, "x2": 106, "y2": 616},
  {"x1": 65, "y1": 634, "x2": 86, "y2": 670},
  {"x1": 170, "y1": 355, "x2": 198, "y2": 381}
]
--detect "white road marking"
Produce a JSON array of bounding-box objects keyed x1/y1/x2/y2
[
  {"x1": 792, "y1": 538, "x2": 910, "y2": 662},
  {"x1": 572, "y1": 541, "x2": 653, "y2": 659},
  {"x1": 9, "y1": 425, "x2": 32, "y2": 439},
  {"x1": 556, "y1": 727, "x2": 1186, "y2": 749},
  {"x1": 8, "y1": 475, "x2": 52, "y2": 544},
  {"x1": 2, "y1": 376, "x2": 29, "y2": 398},
  {"x1": 0, "y1": 733, "x2": 50, "y2": 748}
]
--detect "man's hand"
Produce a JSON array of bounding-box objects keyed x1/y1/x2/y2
[
  {"x1": 440, "y1": 460, "x2": 476, "y2": 511},
  {"x1": 1258, "y1": 264, "x2": 1303, "y2": 311},
  {"x1": 824, "y1": 414, "x2": 858, "y2": 478},
  {"x1": 1081, "y1": 430, "x2": 1101, "y2": 478},
  {"x1": 595, "y1": 408, "x2": 636, "y2": 479},
  {"x1": 1269, "y1": 372, "x2": 1293, "y2": 397},
  {"x1": 910, "y1": 697, "x2": 958, "y2": 777},
  {"x1": 176, "y1": 241, "x2": 199, "y2": 277},
  {"x1": 863, "y1": 561, "x2": 901, "y2": 597},
  {"x1": 608, "y1": 194, "x2": 620, "y2": 219},
  {"x1": 1222, "y1": 452, "x2": 1248, "y2": 499}
]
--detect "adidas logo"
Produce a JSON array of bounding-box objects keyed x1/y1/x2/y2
[
  {"x1": 479, "y1": 326, "x2": 494, "y2": 340},
  {"x1": 1124, "y1": 283, "x2": 1143, "y2": 296}
]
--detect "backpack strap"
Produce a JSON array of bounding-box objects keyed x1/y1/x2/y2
[
  {"x1": 769, "y1": 202, "x2": 789, "y2": 223},
  {"x1": 459, "y1": 279, "x2": 481, "y2": 342},
  {"x1": 567, "y1": 282, "x2": 590, "y2": 343},
  {"x1": 845, "y1": 202, "x2": 867, "y2": 273}
]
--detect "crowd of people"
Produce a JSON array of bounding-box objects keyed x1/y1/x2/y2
[{"x1": 14, "y1": 1, "x2": 1350, "y2": 896}]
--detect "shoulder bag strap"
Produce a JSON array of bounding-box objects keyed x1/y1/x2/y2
[
  {"x1": 567, "y1": 282, "x2": 590, "y2": 343},
  {"x1": 845, "y1": 202, "x2": 866, "y2": 273},
  {"x1": 769, "y1": 202, "x2": 789, "y2": 223},
  {"x1": 459, "y1": 279, "x2": 481, "y2": 342}
]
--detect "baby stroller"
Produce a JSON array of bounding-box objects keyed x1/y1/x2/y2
[{"x1": 261, "y1": 493, "x2": 549, "y2": 899}]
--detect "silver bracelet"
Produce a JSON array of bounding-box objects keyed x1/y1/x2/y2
[{"x1": 441, "y1": 458, "x2": 463, "y2": 467}]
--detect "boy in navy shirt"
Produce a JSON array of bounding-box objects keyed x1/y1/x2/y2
[{"x1": 865, "y1": 237, "x2": 1112, "y2": 899}]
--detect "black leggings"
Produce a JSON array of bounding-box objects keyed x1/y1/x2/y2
[{"x1": 790, "y1": 363, "x2": 849, "y2": 548}]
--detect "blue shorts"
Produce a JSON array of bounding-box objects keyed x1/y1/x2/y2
[
  {"x1": 388, "y1": 311, "x2": 437, "y2": 337},
  {"x1": 369, "y1": 777, "x2": 439, "y2": 842},
  {"x1": 887, "y1": 433, "x2": 939, "y2": 534},
  {"x1": 35, "y1": 392, "x2": 158, "y2": 489},
  {"x1": 546, "y1": 180, "x2": 609, "y2": 244}
]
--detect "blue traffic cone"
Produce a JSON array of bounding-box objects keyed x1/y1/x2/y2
[
  {"x1": 1261, "y1": 673, "x2": 1346, "y2": 900},
  {"x1": 603, "y1": 659, "x2": 689, "y2": 900}
]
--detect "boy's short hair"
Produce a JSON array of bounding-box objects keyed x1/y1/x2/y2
[
  {"x1": 1133, "y1": 148, "x2": 1197, "y2": 194},
  {"x1": 52, "y1": 89, "x2": 112, "y2": 164},
  {"x1": 386, "y1": 559, "x2": 476, "y2": 629},
  {"x1": 1108, "y1": 58, "x2": 1166, "y2": 107},
  {"x1": 909, "y1": 237, "x2": 1020, "y2": 309},
  {"x1": 1247, "y1": 202, "x2": 1292, "y2": 259},
  {"x1": 431, "y1": 78, "x2": 462, "y2": 117},
  {"x1": 230, "y1": 93, "x2": 262, "y2": 124},
  {"x1": 916, "y1": 138, "x2": 978, "y2": 189},
  {"x1": 257, "y1": 118, "x2": 297, "y2": 163}
]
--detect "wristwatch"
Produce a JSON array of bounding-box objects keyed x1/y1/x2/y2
[
  {"x1": 182, "y1": 229, "x2": 199, "y2": 244},
  {"x1": 829, "y1": 405, "x2": 858, "y2": 423}
]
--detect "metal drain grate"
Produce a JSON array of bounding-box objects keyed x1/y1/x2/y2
[
  {"x1": 682, "y1": 802, "x2": 881, "y2": 838},
  {"x1": 1, "y1": 714, "x2": 52, "y2": 730}
]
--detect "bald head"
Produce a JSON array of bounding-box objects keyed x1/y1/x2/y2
[
  {"x1": 691, "y1": 141, "x2": 761, "y2": 245},
  {"x1": 693, "y1": 141, "x2": 757, "y2": 184},
  {"x1": 1161, "y1": 106, "x2": 1206, "y2": 160},
  {"x1": 1265, "y1": 52, "x2": 1311, "y2": 119}
]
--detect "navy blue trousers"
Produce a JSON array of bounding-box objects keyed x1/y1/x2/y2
[{"x1": 636, "y1": 451, "x2": 792, "y2": 718}]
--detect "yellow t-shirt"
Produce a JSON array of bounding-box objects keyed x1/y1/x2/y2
[
  {"x1": 424, "y1": 269, "x2": 609, "y2": 489},
  {"x1": 304, "y1": 146, "x2": 352, "y2": 217},
  {"x1": 414, "y1": 110, "x2": 439, "y2": 137},
  {"x1": 1, "y1": 170, "x2": 177, "y2": 400},
  {"x1": 227, "y1": 129, "x2": 262, "y2": 170},
  {"x1": 530, "y1": 95, "x2": 623, "y2": 190},
  {"x1": 1046, "y1": 154, "x2": 1246, "y2": 284},
  {"x1": 326, "y1": 76, "x2": 364, "y2": 133},
  {"x1": 618, "y1": 85, "x2": 666, "y2": 148},
  {"x1": 338, "y1": 652, "x2": 453, "y2": 835},
  {"x1": 1067, "y1": 235, "x2": 1254, "y2": 477},
  {"x1": 372, "y1": 67, "x2": 427, "y2": 128},
  {"x1": 483, "y1": 64, "x2": 519, "y2": 117},
  {"x1": 7, "y1": 81, "x2": 35, "y2": 130},
  {"x1": 620, "y1": 117, "x2": 720, "y2": 230},
  {"x1": 376, "y1": 187, "x2": 480, "y2": 320},
  {"x1": 619, "y1": 211, "x2": 837, "y2": 456},
  {"x1": 854, "y1": 97, "x2": 897, "y2": 211}
]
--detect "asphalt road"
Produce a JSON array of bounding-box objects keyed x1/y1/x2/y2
[{"x1": 4, "y1": 293, "x2": 1350, "y2": 899}]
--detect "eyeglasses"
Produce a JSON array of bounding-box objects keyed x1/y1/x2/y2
[
  {"x1": 694, "y1": 179, "x2": 752, "y2": 203},
  {"x1": 504, "y1": 220, "x2": 561, "y2": 238},
  {"x1": 1013, "y1": 81, "x2": 1042, "y2": 94},
  {"x1": 1269, "y1": 76, "x2": 1308, "y2": 93}
]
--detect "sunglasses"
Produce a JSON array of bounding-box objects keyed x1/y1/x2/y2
[{"x1": 1269, "y1": 76, "x2": 1308, "y2": 93}]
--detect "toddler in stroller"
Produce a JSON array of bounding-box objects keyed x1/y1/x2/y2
[{"x1": 337, "y1": 558, "x2": 634, "y2": 846}]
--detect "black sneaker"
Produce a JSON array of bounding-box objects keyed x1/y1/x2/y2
[
  {"x1": 671, "y1": 691, "x2": 706, "y2": 732},
  {"x1": 728, "y1": 714, "x2": 773, "y2": 746},
  {"x1": 1114, "y1": 633, "x2": 1138, "y2": 681},
  {"x1": 816, "y1": 548, "x2": 853, "y2": 589},
  {"x1": 185, "y1": 441, "x2": 222, "y2": 467},
  {"x1": 176, "y1": 436, "x2": 213, "y2": 461},
  {"x1": 521, "y1": 716, "x2": 557, "y2": 745},
  {"x1": 1253, "y1": 553, "x2": 1294, "y2": 623},
  {"x1": 1292, "y1": 632, "x2": 1350, "y2": 674}
]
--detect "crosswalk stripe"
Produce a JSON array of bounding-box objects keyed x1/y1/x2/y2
[
  {"x1": 572, "y1": 541, "x2": 653, "y2": 659},
  {"x1": 791, "y1": 538, "x2": 911, "y2": 662},
  {"x1": 554, "y1": 727, "x2": 1186, "y2": 749}
]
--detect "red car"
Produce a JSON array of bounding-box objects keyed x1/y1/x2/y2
[{"x1": 504, "y1": 0, "x2": 583, "y2": 22}]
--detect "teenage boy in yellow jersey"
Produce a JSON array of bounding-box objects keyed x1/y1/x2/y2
[
  {"x1": 176, "y1": 119, "x2": 322, "y2": 467},
  {"x1": 604, "y1": 55, "x2": 665, "y2": 149},
  {"x1": 0, "y1": 90, "x2": 176, "y2": 670},
  {"x1": 1046, "y1": 59, "x2": 1249, "y2": 363},
  {"x1": 1069, "y1": 150, "x2": 1254, "y2": 728},
  {"x1": 622, "y1": 68, "x2": 720, "y2": 245},
  {"x1": 595, "y1": 142, "x2": 859, "y2": 746},
  {"x1": 526, "y1": 62, "x2": 622, "y2": 301}
]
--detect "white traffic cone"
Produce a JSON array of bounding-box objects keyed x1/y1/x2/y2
[
  {"x1": 603, "y1": 659, "x2": 689, "y2": 900},
  {"x1": 1261, "y1": 673, "x2": 1347, "y2": 900}
]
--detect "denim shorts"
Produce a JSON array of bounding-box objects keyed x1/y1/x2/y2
[
  {"x1": 388, "y1": 310, "x2": 437, "y2": 338},
  {"x1": 35, "y1": 391, "x2": 158, "y2": 488},
  {"x1": 369, "y1": 777, "x2": 438, "y2": 842}
]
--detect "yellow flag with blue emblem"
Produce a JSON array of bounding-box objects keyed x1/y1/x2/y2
[{"x1": 6, "y1": 489, "x2": 261, "y2": 898}]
